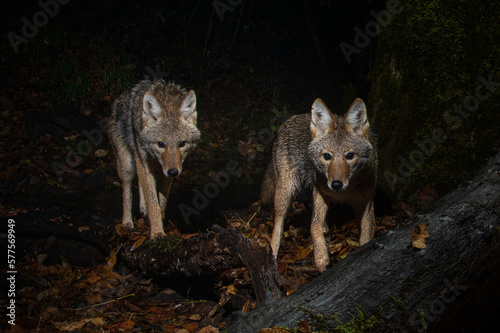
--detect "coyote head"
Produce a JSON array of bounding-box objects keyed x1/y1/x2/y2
[
  {"x1": 308, "y1": 98, "x2": 374, "y2": 191},
  {"x1": 139, "y1": 89, "x2": 201, "y2": 177}
]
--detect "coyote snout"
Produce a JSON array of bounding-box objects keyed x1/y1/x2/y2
[
  {"x1": 108, "y1": 79, "x2": 201, "y2": 240},
  {"x1": 261, "y1": 98, "x2": 378, "y2": 272}
]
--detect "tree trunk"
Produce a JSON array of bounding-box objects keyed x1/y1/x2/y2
[{"x1": 226, "y1": 154, "x2": 500, "y2": 332}]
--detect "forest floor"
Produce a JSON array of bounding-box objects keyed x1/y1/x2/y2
[{"x1": 0, "y1": 1, "x2": 403, "y2": 332}]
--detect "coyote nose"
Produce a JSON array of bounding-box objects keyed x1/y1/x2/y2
[
  {"x1": 167, "y1": 168, "x2": 179, "y2": 177},
  {"x1": 331, "y1": 180, "x2": 343, "y2": 191}
]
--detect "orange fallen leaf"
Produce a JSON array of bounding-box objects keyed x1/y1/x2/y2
[
  {"x1": 103, "y1": 250, "x2": 117, "y2": 271},
  {"x1": 198, "y1": 325, "x2": 219, "y2": 333},
  {"x1": 109, "y1": 319, "x2": 135, "y2": 331},
  {"x1": 226, "y1": 284, "x2": 238, "y2": 295},
  {"x1": 130, "y1": 235, "x2": 147, "y2": 251},
  {"x1": 242, "y1": 300, "x2": 256, "y2": 313},
  {"x1": 52, "y1": 318, "x2": 105, "y2": 331},
  {"x1": 298, "y1": 320, "x2": 313, "y2": 333},
  {"x1": 148, "y1": 306, "x2": 169, "y2": 315},
  {"x1": 295, "y1": 244, "x2": 313, "y2": 261},
  {"x1": 328, "y1": 241, "x2": 344, "y2": 254},
  {"x1": 181, "y1": 322, "x2": 199, "y2": 331},
  {"x1": 410, "y1": 224, "x2": 429, "y2": 249},
  {"x1": 86, "y1": 274, "x2": 102, "y2": 284},
  {"x1": 115, "y1": 223, "x2": 129, "y2": 237},
  {"x1": 182, "y1": 233, "x2": 199, "y2": 239},
  {"x1": 83, "y1": 169, "x2": 94, "y2": 175},
  {"x1": 85, "y1": 293, "x2": 102, "y2": 304}
]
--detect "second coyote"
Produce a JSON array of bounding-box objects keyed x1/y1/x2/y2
[
  {"x1": 108, "y1": 79, "x2": 201, "y2": 239},
  {"x1": 261, "y1": 98, "x2": 377, "y2": 272}
]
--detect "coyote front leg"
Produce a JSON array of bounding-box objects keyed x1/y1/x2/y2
[
  {"x1": 158, "y1": 176, "x2": 173, "y2": 220},
  {"x1": 356, "y1": 199, "x2": 375, "y2": 246},
  {"x1": 271, "y1": 178, "x2": 294, "y2": 259},
  {"x1": 135, "y1": 158, "x2": 165, "y2": 239},
  {"x1": 311, "y1": 188, "x2": 330, "y2": 272}
]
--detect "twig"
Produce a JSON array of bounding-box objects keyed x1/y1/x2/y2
[{"x1": 77, "y1": 293, "x2": 135, "y2": 310}]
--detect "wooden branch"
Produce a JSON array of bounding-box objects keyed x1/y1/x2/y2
[{"x1": 120, "y1": 225, "x2": 284, "y2": 306}]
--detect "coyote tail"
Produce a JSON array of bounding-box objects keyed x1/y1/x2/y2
[{"x1": 260, "y1": 161, "x2": 276, "y2": 205}]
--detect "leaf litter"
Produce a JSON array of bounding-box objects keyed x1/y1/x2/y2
[{"x1": 6, "y1": 198, "x2": 397, "y2": 332}]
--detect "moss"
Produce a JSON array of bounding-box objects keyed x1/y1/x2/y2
[
  {"x1": 147, "y1": 232, "x2": 184, "y2": 252},
  {"x1": 369, "y1": 0, "x2": 500, "y2": 214},
  {"x1": 274, "y1": 306, "x2": 382, "y2": 333}
]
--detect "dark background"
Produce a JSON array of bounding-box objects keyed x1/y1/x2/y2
[
  {"x1": 1, "y1": 0, "x2": 500, "y2": 331},
  {"x1": 1, "y1": 0, "x2": 499, "y2": 243}
]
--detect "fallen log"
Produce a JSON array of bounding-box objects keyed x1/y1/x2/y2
[
  {"x1": 226, "y1": 154, "x2": 500, "y2": 332},
  {"x1": 120, "y1": 225, "x2": 284, "y2": 306},
  {"x1": 10, "y1": 203, "x2": 284, "y2": 307}
]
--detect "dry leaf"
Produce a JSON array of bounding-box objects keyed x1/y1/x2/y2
[
  {"x1": 198, "y1": 325, "x2": 219, "y2": 333},
  {"x1": 328, "y1": 241, "x2": 344, "y2": 254},
  {"x1": 226, "y1": 284, "x2": 238, "y2": 295},
  {"x1": 95, "y1": 149, "x2": 109, "y2": 158},
  {"x1": 189, "y1": 313, "x2": 203, "y2": 321},
  {"x1": 148, "y1": 306, "x2": 170, "y2": 315},
  {"x1": 130, "y1": 235, "x2": 147, "y2": 251},
  {"x1": 242, "y1": 300, "x2": 256, "y2": 313},
  {"x1": 115, "y1": 223, "x2": 129, "y2": 237},
  {"x1": 182, "y1": 233, "x2": 199, "y2": 239},
  {"x1": 52, "y1": 318, "x2": 105, "y2": 331},
  {"x1": 110, "y1": 319, "x2": 135, "y2": 331},
  {"x1": 86, "y1": 274, "x2": 102, "y2": 284},
  {"x1": 298, "y1": 320, "x2": 313, "y2": 333},
  {"x1": 295, "y1": 245, "x2": 313, "y2": 261},
  {"x1": 85, "y1": 293, "x2": 102, "y2": 304},
  {"x1": 103, "y1": 250, "x2": 117, "y2": 271},
  {"x1": 410, "y1": 224, "x2": 430, "y2": 249},
  {"x1": 181, "y1": 322, "x2": 199, "y2": 331}
]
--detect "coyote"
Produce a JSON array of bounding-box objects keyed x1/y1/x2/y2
[
  {"x1": 108, "y1": 79, "x2": 201, "y2": 239},
  {"x1": 261, "y1": 98, "x2": 377, "y2": 272}
]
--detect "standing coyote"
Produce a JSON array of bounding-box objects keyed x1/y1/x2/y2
[
  {"x1": 108, "y1": 79, "x2": 201, "y2": 239},
  {"x1": 261, "y1": 98, "x2": 377, "y2": 272}
]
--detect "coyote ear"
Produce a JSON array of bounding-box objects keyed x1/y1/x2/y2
[
  {"x1": 143, "y1": 93, "x2": 164, "y2": 122},
  {"x1": 179, "y1": 90, "x2": 197, "y2": 125},
  {"x1": 310, "y1": 98, "x2": 335, "y2": 137},
  {"x1": 344, "y1": 98, "x2": 370, "y2": 136}
]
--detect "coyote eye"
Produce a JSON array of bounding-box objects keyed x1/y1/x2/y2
[
  {"x1": 178, "y1": 141, "x2": 187, "y2": 148},
  {"x1": 157, "y1": 142, "x2": 166, "y2": 148},
  {"x1": 323, "y1": 153, "x2": 332, "y2": 161},
  {"x1": 345, "y1": 152, "x2": 355, "y2": 160}
]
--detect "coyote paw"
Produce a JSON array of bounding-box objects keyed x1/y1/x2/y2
[
  {"x1": 122, "y1": 220, "x2": 134, "y2": 230},
  {"x1": 314, "y1": 250, "x2": 330, "y2": 273},
  {"x1": 150, "y1": 231, "x2": 166, "y2": 241}
]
